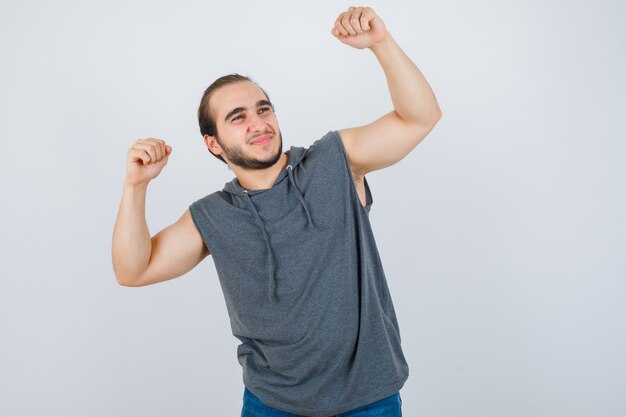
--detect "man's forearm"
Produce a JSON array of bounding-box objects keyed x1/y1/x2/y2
[
  {"x1": 112, "y1": 183, "x2": 153, "y2": 284},
  {"x1": 370, "y1": 35, "x2": 441, "y2": 125}
]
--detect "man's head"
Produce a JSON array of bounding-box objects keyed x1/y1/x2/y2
[{"x1": 198, "y1": 74, "x2": 282, "y2": 170}]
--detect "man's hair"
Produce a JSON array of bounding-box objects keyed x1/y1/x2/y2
[{"x1": 197, "y1": 73, "x2": 271, "y2": 164}]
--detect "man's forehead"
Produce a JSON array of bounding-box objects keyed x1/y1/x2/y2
[{"x1": 212, "y1": 81, "x2": 268, "y2": 116}]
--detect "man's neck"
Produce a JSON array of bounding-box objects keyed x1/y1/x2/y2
[{"x1": 231, "y1": 153, "x2": 289, "y2": 191}]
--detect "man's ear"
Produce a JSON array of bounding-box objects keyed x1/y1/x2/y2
[{"x1": 203, "y1": 134, "x2": 222, "y2": 157}]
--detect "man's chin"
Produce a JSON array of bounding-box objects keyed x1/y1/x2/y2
[
  {"x1": 254, "y1": 135, "x2": 283, "y2": 167},
  {"x1": 223, "y1": 132, "x2": 283, "y2": 170},
  {"x1": 255, "y1": 147, "x2": 283, "y2": 169},
  {"x1": 235, "y1": 146, "x2": 283, "y2": 170}
]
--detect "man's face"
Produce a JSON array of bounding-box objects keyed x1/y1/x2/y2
[{"x1": 207, "y1": 81, "x2": 282, "y2": 170}]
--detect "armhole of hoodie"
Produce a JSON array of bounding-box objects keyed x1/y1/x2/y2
[
  {"x1": 332, "y1": 131, "x2": 374, "y2": 212},
  {"x1": 188, "y1": 201, "x2": 213, "y2": 253}
]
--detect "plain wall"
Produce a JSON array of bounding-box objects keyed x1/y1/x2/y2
[{"x1": 1, "y1": 0, "x2": 624, "y2": 416}]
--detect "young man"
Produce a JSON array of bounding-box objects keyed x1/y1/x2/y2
[{"x1": 112, "y1": 6, "x2": 441, "y2": 417}]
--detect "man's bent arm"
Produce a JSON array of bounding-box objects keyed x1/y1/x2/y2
[
  {"x1": 112, "y1": 184, "x2": 209, "y2": 287},
  {"x1": 112, "y1": 139, "x2": 209, "y2": 287},
  {"x1": 333, "y1": 7, "x2": 442, "y2": 175}
]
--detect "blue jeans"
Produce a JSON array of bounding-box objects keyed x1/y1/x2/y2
[{"x1": 241, "y1": 387, "x2": 402, "y2": 417}]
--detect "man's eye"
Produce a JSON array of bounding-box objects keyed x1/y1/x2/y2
[
  {"x1": 259, "y1": 107, "x2": 272, "y2": 114},
  {"x1": 232, "y1": 114, "x2": 245, "y2": 121}
]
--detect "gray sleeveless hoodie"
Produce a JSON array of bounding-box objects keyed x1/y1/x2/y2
[{"x1": 189, "y1": 131, "x2": 408, "y2": 417}]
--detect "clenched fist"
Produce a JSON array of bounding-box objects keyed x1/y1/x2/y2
[
  {"x1": 125, "y1": 138, "x2": 172, "y2": 186},
  {"x1": 331, "y1": 6, "x2": 387, "y2": 49}
]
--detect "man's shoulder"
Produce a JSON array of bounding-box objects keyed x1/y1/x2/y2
[
  {"x1": 288, "y1": 130, "x2": 353, "y2": 189},
  {"x1": 298, "y1": 130, "x2": 344, "y2": 164},
  {"x1": 309, "y1": 130, "x2": 341, "y2": 151}
]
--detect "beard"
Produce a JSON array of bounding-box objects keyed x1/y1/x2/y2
[{"x1": 216, "y1": 130, "x2": 283, "y2": 170}]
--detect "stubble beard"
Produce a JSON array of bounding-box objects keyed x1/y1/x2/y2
[{"x1": 216, "y1": 131, "x2": 283, "y2": 170}]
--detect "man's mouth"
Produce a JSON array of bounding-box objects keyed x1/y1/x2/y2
[{"x1": 250, "y1": 134, "x2": 272, "y2": 146}]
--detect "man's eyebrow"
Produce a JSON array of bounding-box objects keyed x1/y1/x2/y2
[
  {"x1": 224, "y1": 107, "x2": 246, "y2": 122},
  {"x1": 224, "y1": 100, "x2": 274, "y2": 122}
]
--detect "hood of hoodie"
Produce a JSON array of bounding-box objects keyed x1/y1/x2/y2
[{"x1": 220, "y1": 146, "x2": 314, "y2": 303}]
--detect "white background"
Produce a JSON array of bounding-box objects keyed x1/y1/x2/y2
[{"x1": 1, "y1": 0, "x2": 625, "y2": 416}]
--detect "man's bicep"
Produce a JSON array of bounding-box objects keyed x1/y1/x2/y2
[
  {"x1": 339, "y1": 110, "x2": 440, "y2": 175},
  {"x1": 134, "y1": 209, "x2": 210, "y2": 287}
]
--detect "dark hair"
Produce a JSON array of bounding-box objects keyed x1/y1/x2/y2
[{"x1": 197, "y1": 73, "x2": 271, "y2": 164}]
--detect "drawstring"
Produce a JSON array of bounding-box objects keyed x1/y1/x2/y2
[
  {"x1": 238, "y1": 164, "x2": 314, "y2": 303},
  {"x1": 242, "y1": 190, "x2": 277, "y2": 303},
  {"x1": 286, "y1": 165, "x2": 315, "y2": 228}
]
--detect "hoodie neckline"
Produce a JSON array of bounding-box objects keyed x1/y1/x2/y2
[{"x1": 223, "y1": 146, "x2": 305, "y2": 196}]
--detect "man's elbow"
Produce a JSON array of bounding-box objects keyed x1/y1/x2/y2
[
  {"x1": 115, "y1": 276, "x2": 138, "y2": 287},
  {"x1": 419, "y1": 106, "x2": 442, "y2": 133},
  {"x1": 113, "y1": 268, "x2": 146, "y2": 287},
  {"x1": 407, "y1": 107, "x2": 442, "y2": 135},
  {"x1": 430, "y1": 105, "x2": 443, "y2": 124},
  {"x1": 116, "y1": 278, "x2": 144, "y2": 287},
  {"x1": 402, "y1": 105, "x2": 442, "y2": 129}
]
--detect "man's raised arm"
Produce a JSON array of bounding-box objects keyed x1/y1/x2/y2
[
  {"x1": 332, "y1": 6, "x2": 442, "y2": 176},
  {"x1": 112, "y1": 138, "x2": 209, "y2": 287}
]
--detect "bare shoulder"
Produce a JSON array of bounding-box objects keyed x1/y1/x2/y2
[
  {"x1": 171, "y1": 209, "x2": 209, "y2": 256},
  {"x1": 180, "y1": 208, "x2": 199, "y2": 228}
]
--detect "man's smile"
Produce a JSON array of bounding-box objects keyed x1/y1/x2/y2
[{"x1": 250, "y1": 134, "x2": 273, "y2": 146}]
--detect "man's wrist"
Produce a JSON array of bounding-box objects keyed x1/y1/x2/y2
[
  {"x1": 369, "y1": 34, "x2": 394, "y2": 55},
  {"x1": 123, "y1": 179, "x2": 150, "y2": 192}
]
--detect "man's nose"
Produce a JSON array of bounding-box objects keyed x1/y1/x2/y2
[{"x1": 247, "y1": 113, "x2": 266, "y2": 131}]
